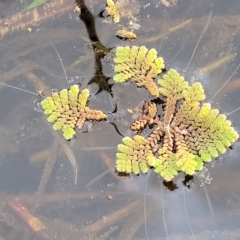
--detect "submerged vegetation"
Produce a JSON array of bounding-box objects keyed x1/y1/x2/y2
[{"x1": 23, "y1": 0, "x2": 48, "y2": 10}]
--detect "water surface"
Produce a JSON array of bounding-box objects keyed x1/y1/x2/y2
[{"x1": 0, "y1": 0, "x2": 240, "y2": 239}]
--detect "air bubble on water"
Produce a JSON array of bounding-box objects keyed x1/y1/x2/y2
[
  {"x1": 52, "y1": 88, "x2": 58, "y2": 92},
  {"x1": 108, "y1": 183, "x2": 115, "y2": 187},
  {"x1": 68, "y1": 78, "x2": 75, "y2": 84},
  {"x1": 34, "y1": 102, "x2": 43, "y2": 113},
  {"x1": 186, "y1": 179, "x2": 193, "y2": 188},
  {"x1": 113, "y1": 108, "x2": 127, "y2": 120},
  {"x1": 87, "y1": 122, "x2": 94, "y2": 132},
  {"x1": 196, "y1": 167, "x2": 213, "y2": 186},
  {"x1": 102, "y1": 16, "x2": 113, "y2": 24},
  {"x1": 143, "y1": 3, "x2": 151, "y2": 8},
  {"x1": 69, "y1": 137, "x2": 76, "y2": 146},
  {"x1": 75, "y1": 16, "x2": 81, "y2": 22}
]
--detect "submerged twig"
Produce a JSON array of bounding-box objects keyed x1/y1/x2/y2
[
  {"x1": 19, "y1": 191, "x2": 125, "y2": 206},
  {"x1": 24, "y1": 71, "x2": 51, "y2": 96},
  {"x1": 118, "y1": 182, "x2": 154, "y2": 240},
  {"x1": 81, "y1": 199, "x2": 142, "y2": 234},
  {"x1": 31, "y1": 140, "x2": 59, "y2": 212},
  {"x1": 85, "y1": 169, "x2": 111, "y2": 188},
  {"x1": 197, "y1": 53, "x2": 236, "y2": 76},
  {"x1": 100, "y1": 151, "x2": 117, "y2": 179},
  {"x1": 142, "y1": 19, "x2": 192, "y2": 43},
  {"x1": 0, "y1": 61, "x2": 35, "y2": 88},
  {"x1": 8, "y1": 198, "x2": 51, "y2": 240},
  {"x1": 45, "y1": 118, "x2": 79, "y2": 185}
]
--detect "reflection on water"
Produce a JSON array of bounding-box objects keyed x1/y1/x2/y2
[{"x1": 0, "y1": 0, "x2": 240, "y2": 239}]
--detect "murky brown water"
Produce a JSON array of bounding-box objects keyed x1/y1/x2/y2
[{"x1": 0, "y1": 0, "x2": 240, "y2": 239}]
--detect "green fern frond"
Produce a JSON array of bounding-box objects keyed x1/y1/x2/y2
[
  {"x1": 63, "y1": 126, "x2": 76, "y2": 140},
  {"x1": 158, "y1": 69, "x2": 189, "y2": 124},
  {"x1": 117, "y1": 143, "x2": 134, "y2": 155},
  {"x1": 113, "y1": 73, "x2": 127, "y2": 83},
  {"x1": 176, "y1": 152, "x2": 198, "y2": 175},
  {"x1": 183, "y1": 101, "x2": 239, "y2": 164},
  {"x1": 78, "y1": 89, "x2": 90, "y2": 109},
  {"x1": 113, "y1": 46, "x2": 165, "y2": 97},
  {"x1": 154, "y1": 153, "x2": 179, "y2": 182},
  {"x1": 116, "y1": 135, "x2": 154, "y2": 174},
  {"x1": 53, "y1": 120, "x2": 65, "y2": 131},
  {"x1": 69, "y1": 84, "x2": 80, "y2": 107},
  {"x1": 133, "y1": 135, "x2": 148, "y2": 145},
  {"x1": 158, "y1": 69, "x2": 188, "y2": 98},
  {"x1": 131, "y1": 102, "x2": 159, "y2": 133},
  {"x1": 41, "y1": 85, "x2": 106, "y2": 140},
  {"x1": 106, "y1": 0, "x2": 120, "y2": 23},
  {"x1": 60, "y1": 89, "x2": 68, "y2": 106},
  {"x1": 114, "y1": 53, "x2": 239, "y2": 182}
]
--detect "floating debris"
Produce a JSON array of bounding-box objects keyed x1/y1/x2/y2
[
  {"x1": 127, "y1": 20, "x2": 141, "y2": 30},
  {"x1": 116, "y1": 29, "x2": 137, "y2": 41},
  {"x1": 36, "y1": 86, "x2": 44, "y2": 97},
  {"x1": 74, "y1": 5, "x2": 81, "y2": 13},
  {"x1": 159, "y1": 0, "x2": 178, "y2": 7},
  {"x1": 41, "y1": 85, "x2": 106, "y2": 140},
  {"x1": 113, "y1": 46, "x2": 165, "y2": 97},
  {"x1": 116, "y1": 69, "x2": 239, "y2": 181}
]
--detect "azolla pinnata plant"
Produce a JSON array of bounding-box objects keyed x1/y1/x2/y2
[
  {"x1": 131, "y1": 101, "x2": 159, "y2": 133},
  {"x1": 116, "y1": 69, "x2": 239, "y2": 181},
  {"x1": 113, "y1": 46, "x2": 165, "y2": 97},
  {"x1": 106, "y1": 0, "x2": 120, "y2": 23},
  {"x1": 41, "y1": 85, "x2": 106, "y2": 140}
]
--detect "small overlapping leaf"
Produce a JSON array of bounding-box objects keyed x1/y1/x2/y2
[{"x1": 183, "y1": 103, "x2": 239, "y2": 166}]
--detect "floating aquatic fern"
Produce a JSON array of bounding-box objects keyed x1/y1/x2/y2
[
  {"x1": 41, "y1": 85, "x2": 106, "y2": 140},
  {"x1": 113, "y1": 46, "x2": 165, "y2": 97},
  {"x1": 116, "y1": 135, "x2": 156, "y2": 174},
  {"x1": 131, "y1": 102, "x2": 159, "y2": 132},
  {"x1": 115, "y1": 68, "x2": 239, "y2": 181},
  {"x1": 106, "y1": 0, "x2": 120, "y2": 23}
]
